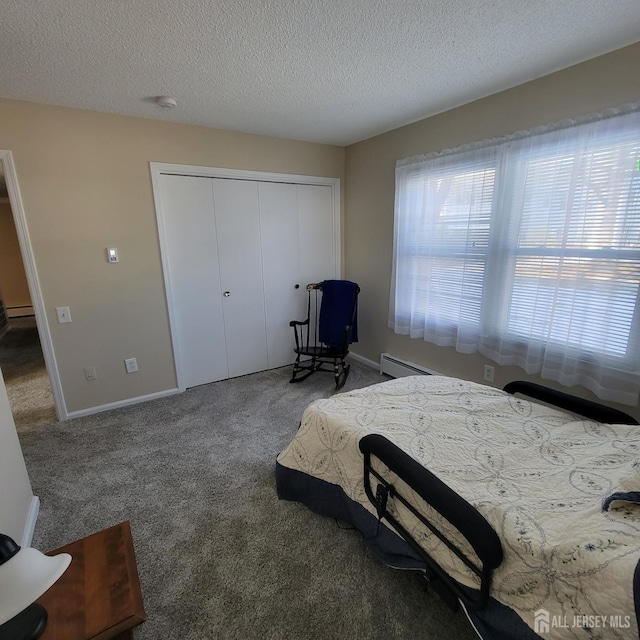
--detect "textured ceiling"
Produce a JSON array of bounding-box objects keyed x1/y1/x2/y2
[{"x1": 1, "y1": 0, "x2": 639, "y2": 146}]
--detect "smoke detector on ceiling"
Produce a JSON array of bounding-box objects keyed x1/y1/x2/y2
[{"x1": 156, "y1": 96, "x2": 177, "y2": 109}]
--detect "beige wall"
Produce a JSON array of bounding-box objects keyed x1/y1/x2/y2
[
  {"x1": 0, "y1": 200, "x2": 32, "y2": 310},
  {"x1": 0, "y1": 100, "x2": 345, "y2": 412},
  {"x1": 345, "y1": 42, "x2": 640, "y2": 419}
]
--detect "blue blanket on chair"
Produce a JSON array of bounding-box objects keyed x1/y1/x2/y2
[{"x1": 318, "y1": 280, "x2": 359, "y2": 350}]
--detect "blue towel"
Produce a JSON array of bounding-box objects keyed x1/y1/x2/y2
[{"x1": 318, "y1": 280, "x2": 359, "y2": 350}]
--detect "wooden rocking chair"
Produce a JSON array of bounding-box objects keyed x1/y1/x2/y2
[{"x1": 289, "y1": 280, "x2": 359, "y2": 389}]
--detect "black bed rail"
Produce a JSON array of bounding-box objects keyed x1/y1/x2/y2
[
  {"x1": 503, "y1": 381, "x2": 639, "y2": 425},
  {"x1": 359, "y1": 434, "x2": 503, "y2": 611}
]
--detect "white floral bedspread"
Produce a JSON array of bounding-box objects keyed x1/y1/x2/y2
[{"x1": 277, "y1": 376, "x2": 640, "y2": 639}]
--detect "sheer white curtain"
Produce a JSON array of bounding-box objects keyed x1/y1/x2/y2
[{"x1": 389, "y1": 106, "x2": 640, "y2": 405}]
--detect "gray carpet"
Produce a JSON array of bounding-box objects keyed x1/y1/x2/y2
[
  {"x1": 18, "y1": 360, "x2": 478, "y2": 640},
  {"x1": 0, "y1": 316, "x2": 57, "y2": 426}
]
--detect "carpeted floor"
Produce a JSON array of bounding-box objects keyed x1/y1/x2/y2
[
  {"x1": 16, "y1": 357, "x2": 478, "y2": 640},
  {"x1": 0, "y1": 316, "x2": 57, "y2": 426}
]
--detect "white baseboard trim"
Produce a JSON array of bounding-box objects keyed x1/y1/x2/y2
[
  {"x1": 21, "y1": 496, "x2": 40, "y2": 546},
  {"x1": 66, "y1": 387, "x2": 181, "y2": 420},
  {"x1": 348, "y1": 352, "x2": 381, "y2": 371}
]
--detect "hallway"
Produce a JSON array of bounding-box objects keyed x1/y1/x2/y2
[{"x1": 0, "y1": 316, "x2": 56, "y2": 428}]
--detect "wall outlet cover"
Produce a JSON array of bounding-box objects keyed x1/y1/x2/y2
[{"x1": 483, "y1": 364, "x2": 495, "y2": 383}]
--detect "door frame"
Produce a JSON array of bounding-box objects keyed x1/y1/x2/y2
[
  {"x1": 0, "y1": 150, "x2": 66, "y2": 420},
  {"x1": 149, "y1": 162, "x2": 341, "y2": 392}
]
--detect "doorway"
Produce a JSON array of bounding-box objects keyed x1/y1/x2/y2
[
  {"x1": 0, "y1": 316, "x2": 56, "y2": 426},
  {"x1": 0, "y1": 150, "x2": 65, "y2": 424}
]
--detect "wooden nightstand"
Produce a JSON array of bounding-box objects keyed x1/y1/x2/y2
[{"x1": 36, "y1": 521, "x2": 146, "y2": 640}]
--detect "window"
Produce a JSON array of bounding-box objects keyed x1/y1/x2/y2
[{"x1": 389, "y1": 108, "x2": 640, "y2": 405}]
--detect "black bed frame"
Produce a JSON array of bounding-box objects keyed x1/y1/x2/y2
[{"x1": 359, "y1": 381, "x2": 638, "y2": 612}]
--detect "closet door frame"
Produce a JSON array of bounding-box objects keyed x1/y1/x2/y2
[{"x1": 150, "y1": 162, "x2": 341, "y2": 392}]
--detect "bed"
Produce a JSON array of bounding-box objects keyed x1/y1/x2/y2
[{"x1": 275, "y1": 375, "x2": 640, "y2": 639}]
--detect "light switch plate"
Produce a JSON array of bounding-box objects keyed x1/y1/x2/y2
[
  {"x1": 56, "y1": 306, "x2": 72, "y2": 323},
  {"x1": 107, "y1": 247, "x2": 119, "y2": 263}
]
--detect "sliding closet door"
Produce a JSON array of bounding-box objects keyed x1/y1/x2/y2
[
  {"x1": 297, "y1": 185, "x2": 335, "y2": 285},
  {"x1": 155, "y1": 165, "x2": 339, "y2": 389},
  {"x1": 158, "y1": 175, "x2": 229, "y2": 387},
  {"x1": 212, "y1": 179, "x2": 269, "y2": 378},
  {"x1": 259, "y1": 182, "x2": 336, "y2": 369},
  {"x1": 258, "y1": 182, "x2": 302, "y2": 369}
]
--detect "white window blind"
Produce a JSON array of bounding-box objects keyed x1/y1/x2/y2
[{"x1": 389, "y1": 107, "x2": 640, "y2": 405}]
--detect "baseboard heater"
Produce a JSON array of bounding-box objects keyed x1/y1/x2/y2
[
  {"x1": 7, "y1": 305, "x2": 34, "y2": 318},
  {"x1": 380, "y1": 353, "x2": 443, "y2": 378}
]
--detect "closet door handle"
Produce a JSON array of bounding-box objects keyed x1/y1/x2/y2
[{"x1": 223, "y1": 291, "x2": 231, "y2": 297}]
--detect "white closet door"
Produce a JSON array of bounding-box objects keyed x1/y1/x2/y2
[
  {"x1": 258, "y1": 182, "x2": 301, "y2": 369},
  {"x1": 155, "y1": 168, "x2": 338, "y2": 389},
  {"x1": 297, "y1": 185, "x2": 336, "y2": 284},
  {"x1": 212, "y1": 179, "x2": 269, "y2": 378},
  {"x1": 159, "y1": 175, "x2": 229, "y2": 387}
]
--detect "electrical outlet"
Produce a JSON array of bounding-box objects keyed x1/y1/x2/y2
[
  {"x1": 84, "y1": 366, "x2": 97, "y2": 381},
  {"x1": 483, "y1": 364, "x2": 495, "y2": 383},
  {"x1": 124, "y1": 357, "x2": 138, "y2": 373}
]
